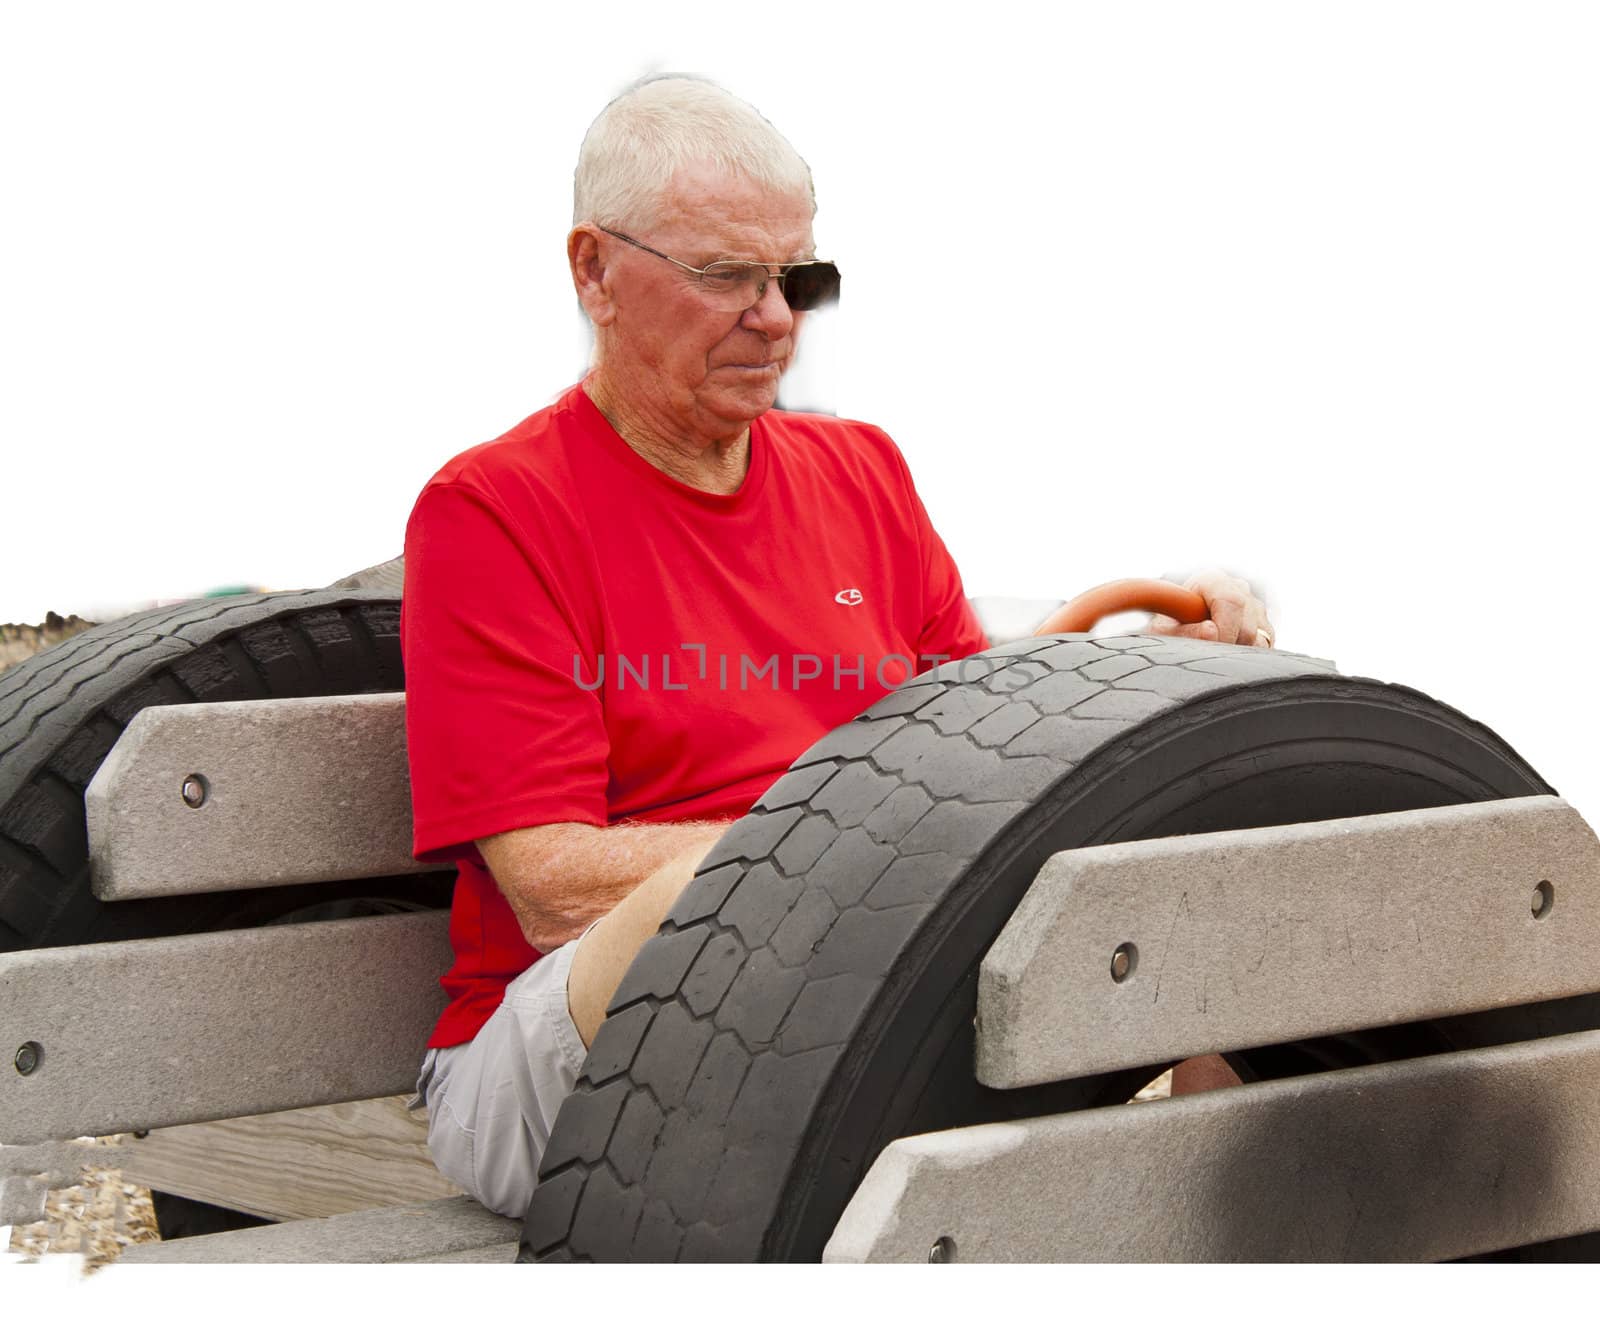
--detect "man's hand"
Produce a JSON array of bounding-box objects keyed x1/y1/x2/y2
[{"x1": 1146, "y1": 568, "x2": 1274, "y2": 647}]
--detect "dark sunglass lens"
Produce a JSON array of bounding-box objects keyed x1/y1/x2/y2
[{"x1": 784, "y1": 262, "x2": 841, "y2": 311}]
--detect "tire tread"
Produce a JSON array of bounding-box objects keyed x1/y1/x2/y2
[
  {"x1": 522, "y1": 638, "x2": 1547, "y2": 1262},
  {"x1": 0, "y1": 588, "x2": 413, "y2": 950}
]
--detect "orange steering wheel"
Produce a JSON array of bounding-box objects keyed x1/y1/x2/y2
[{"x1": 1032, "y1": 579, "x2": 1209, "y2": 636}]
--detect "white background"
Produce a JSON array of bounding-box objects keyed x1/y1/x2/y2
[{"x1": 3, "y1": 1, "x2": 1595, "y2": 819}]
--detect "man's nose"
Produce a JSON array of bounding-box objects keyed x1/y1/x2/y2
[{"x1": 739, "y1": 273, "x2": 794, "y2": 337}]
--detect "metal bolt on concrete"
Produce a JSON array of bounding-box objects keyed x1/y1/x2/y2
[{"x1": 1534, "y1": 881, "x2": 1554, "y2": 920}]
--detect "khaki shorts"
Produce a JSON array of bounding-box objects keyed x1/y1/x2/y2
[{"x1": 411, "y1": 932, "x2": 589, "y2": 1219}]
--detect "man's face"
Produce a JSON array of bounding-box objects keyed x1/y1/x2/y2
[{"x1": 597, "y1": 163, "x2": 816, "y2": 443}]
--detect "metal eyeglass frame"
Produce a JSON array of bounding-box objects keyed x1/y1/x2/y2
[{"x1": 596, "y1": 225, "x2": 837, "y2": 309}]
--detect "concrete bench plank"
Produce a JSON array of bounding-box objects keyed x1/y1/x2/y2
[
  {"x1": 827, "y1": 1028, "x2": 1600, "y2": 1262},
  {"x1": 978, "y1": 796, "x2": 1600, "y2": 1087},
  {"x1": 0, "y1": 911, "x2": 450, "y2": 1144},
  {"x1": 118, "y1": 1194, "x2": 517, "y2": 1264},
  {"x1": 79, "y1": 615, "x2": 1070, "y2": 902},
  {"x1": 413, "y1": 1243, "x2": 519, "y2": 1263},
  {"x1": 1, "y1": 1173, "x2": 49, "y2": 1227},
  {"x1": 87, "y1": 693, "x2": 425, "y2": 899}
]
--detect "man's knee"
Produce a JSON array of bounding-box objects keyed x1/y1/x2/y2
[{"x1": 420, "y1": 948, "x2": 586, "y2": 1218}]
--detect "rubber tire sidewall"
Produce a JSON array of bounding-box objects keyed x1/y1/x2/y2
[
  {"x1": 0, "y1": 588, "x2": 449, "y2": 950},
  {"x1": 524, "y1": 637, "x2": 1574, "y2": 1261}
]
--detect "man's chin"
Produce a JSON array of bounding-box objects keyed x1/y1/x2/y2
[{"x1": 701, "y1": 378, "x2": 782, "y2": 424}]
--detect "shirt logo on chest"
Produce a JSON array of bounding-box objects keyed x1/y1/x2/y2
[{"x1": 834, "y1": 588, "x2": 864, "y2": 606}]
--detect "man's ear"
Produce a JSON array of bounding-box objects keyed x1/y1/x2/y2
[{"x1": 568, "y1": 225, "x2": 617, "y2": 327}]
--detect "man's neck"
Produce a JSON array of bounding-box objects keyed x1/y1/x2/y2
[{"x1": 585, "y1": 374, "x2": 751, "y2": 496}]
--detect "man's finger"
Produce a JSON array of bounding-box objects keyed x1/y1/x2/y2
[
  {"x1": 1207, "y1": 593, "x2": 1247, "y2": 645},
  {"x1": 1184, "y1": 570, "x2": 1242, "y2": 644},
  {"x1": 1238, "y1": 601, "x2": 1264, "y2": 647},
  {"x1": 1150, "y1": 614, "x2": 1222, "y2": 641}
]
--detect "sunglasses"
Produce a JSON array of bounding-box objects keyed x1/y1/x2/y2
[{"x1": 598, "y1": 226, "x2": 842, "y2": 313}]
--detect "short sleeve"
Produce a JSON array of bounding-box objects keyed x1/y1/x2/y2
[
  {"x1": 401, "y1": 480, "x2": 610, "y2": 861},
  {"x1": 874, "y1": 431, "x2": 988, "y2": 665},
  {"x1": 915, "y1": 505, "x2": 989, "y2": 664}
]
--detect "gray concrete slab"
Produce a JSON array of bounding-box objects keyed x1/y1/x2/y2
[
  {"x1": 412, "y1": 1242, "x2": 518, "y2": 1263},
  {"x1": 978, "y1": 797, "x2": 1600, "y2": 1087},
  {"x1": 0, "y1": 1139, "x2": 128, "y2": 1190},
  {"x1": 826, "y1": 1028, "x2": 1600, "y2": 1262},
  {"x1": 1, "y1": 1172, "x2": 48, "y2": 1226},
  {"x1": 0, "y1": 911, "x2": 450, "y2": 1144},
  {"x1": 87, "y1": 692, "x2": 425, "y2": 899},
  {"x1": 118, "y1": 1194, "x2": 518, "y2": 1264}
]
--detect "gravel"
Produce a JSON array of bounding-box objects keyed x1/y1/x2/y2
[
  {"x1": 0, "y1": 612, "x2": 96, "y2": 675},
  {"x1": 3, "y1": 1137, "x2": 159, "y2": 1273}
]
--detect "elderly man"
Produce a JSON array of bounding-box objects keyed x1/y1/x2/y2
[{"x1": 401, "y1": 75, "x2": 1271, "y2": 1218}]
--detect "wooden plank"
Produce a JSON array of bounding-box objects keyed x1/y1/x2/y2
[
  {"x1": 118, "y1": 1194, "x2": 518, "y2": 1264},
  {"x1": 977, "y1": 796, "x2": 1600, "y2": 1087},
  {"x1": 126, "y1": 1096, "x2": 460, "y2": 1223},
  {"x1": 86, "y1": 693, "x2": 425, "y2": 899},
  {"x1": 0, "y1": 911, "x2": 450, "y2": 1144},
  {"x1": 826, "y1": 1029, "x2": 1600, "y2": 1262}
]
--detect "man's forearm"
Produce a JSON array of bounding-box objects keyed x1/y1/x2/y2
[{"x1": 477, "y1": 819, "x2": 732, "y2": 953}]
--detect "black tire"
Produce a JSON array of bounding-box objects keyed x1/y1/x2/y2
[
  {"x1": 521, "y1": 633, "x2": 1592, "y2": 1262},
  {"x1": 0, "y1": 588, "x2": 451, "y2": 951}
]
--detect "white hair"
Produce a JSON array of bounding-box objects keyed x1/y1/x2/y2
[{"x1": 573, "y1": 75, "x2": 815, "y2": 230}]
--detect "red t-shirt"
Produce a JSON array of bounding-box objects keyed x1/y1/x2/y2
[{"x1": 402, "y1": 383, "x2": 987, "y2": 1047}]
